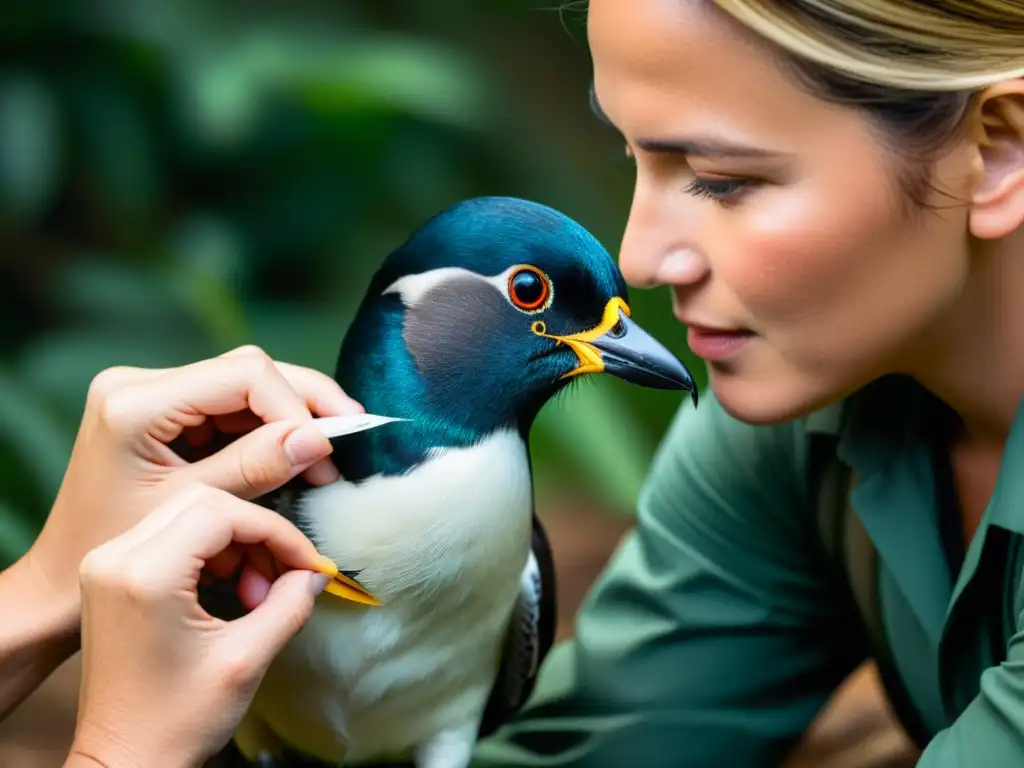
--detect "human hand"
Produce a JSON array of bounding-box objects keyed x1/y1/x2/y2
[
  {"x1": 24, "y1": 345, "x2": 361, "y2": 630},
  {"x1": 68, "y1": 482, "x2": 337, "y2": 768}
]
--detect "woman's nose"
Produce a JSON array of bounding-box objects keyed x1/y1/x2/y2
[{"x1": 617, "y1": 187, "x2": 709, "y2": 289}]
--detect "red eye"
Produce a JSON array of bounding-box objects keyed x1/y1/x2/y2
[{"x1": 508, "y1": 266, "x2": 551, "y2": 312}]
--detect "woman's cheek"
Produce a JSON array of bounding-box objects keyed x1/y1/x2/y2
[{"x1": 719, "y1": 183, "x2": 899, "y2": 325}]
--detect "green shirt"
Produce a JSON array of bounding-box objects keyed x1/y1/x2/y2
[{"x1": 472, "y1": 375, "x2": 1024, "y2": 766}]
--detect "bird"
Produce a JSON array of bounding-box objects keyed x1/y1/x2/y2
[{"x1": 204, "y1": 195, "x2": 698, "y2": 768}]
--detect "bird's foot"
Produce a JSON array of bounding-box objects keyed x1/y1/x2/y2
[{"x1": 413, "y1": 724, "x2": 478, "y2": 768}]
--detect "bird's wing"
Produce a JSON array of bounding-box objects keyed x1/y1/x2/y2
[{"x1": 477, "y1": 510, "x2": 557, "y2": 739}]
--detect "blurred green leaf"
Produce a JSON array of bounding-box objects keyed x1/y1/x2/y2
[
  {"x1": 163, "y1": 262, "x2": 251, "y2": 351},
  {"x1": 0, "y1": 72, "x2": 61, "y2": 225},
  {"x1": 181, "y1": 33, "x2": 493, "y2": 148},
  {"x1": 533, "y1": 377, "x2": 660, "y2": 514},
  {"x1": 14, "y1": 328, "x2": 215, "y2": 422},
  {"x1": 0, "y1": 501, "x2": 39, "y2": 569},
  {"x1": 71, "y1": 74, "x2": 160, "y2": 232},
  {"x1": 51, "y1": 257, "x2": 186, "y2": 325},
  {"x1": 0, "y1": 365, "x2": 73, "y2": 496}
]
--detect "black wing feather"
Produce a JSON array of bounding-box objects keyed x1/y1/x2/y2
[{"x1": 477, "y1": 511, "x2": 557, "y2": 739}]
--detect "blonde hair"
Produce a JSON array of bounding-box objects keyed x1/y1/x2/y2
[
  {"x1": 707, "y1": 1, "x2": 1024, "y2": 206},
  {"x1": 710, "y1": 0, "x2": 1024, "y2": 91}
]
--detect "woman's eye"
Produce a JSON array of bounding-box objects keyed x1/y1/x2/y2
[{"x1": 683, "y1": 177, "x2": 751, "y2": 203}]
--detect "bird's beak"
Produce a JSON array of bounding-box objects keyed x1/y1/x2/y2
[{"x1": 534, "y1": 297, "x2": 698, "y2": 406}]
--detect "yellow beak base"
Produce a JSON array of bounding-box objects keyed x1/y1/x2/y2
[{"x1": 532, "y1": 297, "x2": 631, "y2": 379}]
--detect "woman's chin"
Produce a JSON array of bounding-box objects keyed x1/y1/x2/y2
[{"x1": 708, "y1": 367, "x2": 842, "y2": 427}]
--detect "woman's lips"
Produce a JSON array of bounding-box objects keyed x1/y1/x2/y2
[{"x1": 685, "y1": 324, "x2": 754, "y2": 361}]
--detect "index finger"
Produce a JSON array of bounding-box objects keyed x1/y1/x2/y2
[
  {"x1": 143, "y1": 486, "x2": 337, "y2": 579},
  {"x1": 112, "y1": 347, "x2": 325, "y2": 444}
]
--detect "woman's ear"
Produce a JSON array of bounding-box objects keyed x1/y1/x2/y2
[{"x1": 968, "y1": 79, "x2": 1024, "y2": 240}]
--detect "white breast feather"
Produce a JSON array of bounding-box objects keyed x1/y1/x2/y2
[{"x1": 244, "y1": 430, "x2": 534, "y2": 765}]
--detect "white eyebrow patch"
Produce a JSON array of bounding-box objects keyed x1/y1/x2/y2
[{"x1": 382, "y1": 266, "x2": 522, "y2": 308}]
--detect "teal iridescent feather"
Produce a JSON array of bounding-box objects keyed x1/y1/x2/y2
[{"x1": 329, "y1": 196, "x2": 629, "y2": 482}]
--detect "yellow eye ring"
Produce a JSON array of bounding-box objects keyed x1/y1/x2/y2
[{"x1": 507, "y1": 265, "x2": 553, "y2": 314}]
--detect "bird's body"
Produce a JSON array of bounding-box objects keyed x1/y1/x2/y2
[
  {"x1": 245, "y1": 430, "x2": 533, "y2": 766},
  {"x1": 210, "y1": 196, "x2": 697, "y2": 768}
]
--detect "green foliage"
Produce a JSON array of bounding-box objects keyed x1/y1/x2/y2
[{"x1": 0, "y1": 0, "x2": 706, "y2": 570}]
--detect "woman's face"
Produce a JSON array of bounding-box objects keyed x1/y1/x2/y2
[{"x1": 588, "y1": 0, "x2": 978, "y2": 424}]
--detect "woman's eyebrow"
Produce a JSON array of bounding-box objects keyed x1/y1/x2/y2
[{"x1": 588, "y1": 83, "x2": 791, "y2": 160}]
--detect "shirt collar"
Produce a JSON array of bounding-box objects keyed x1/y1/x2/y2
[{"x1": 805, "y1": 376, "x2": 1024, "y2": 644}]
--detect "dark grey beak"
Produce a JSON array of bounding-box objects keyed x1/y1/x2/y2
[{"x1": 591, "y1": 310, "x2": 699, "y2": 406}]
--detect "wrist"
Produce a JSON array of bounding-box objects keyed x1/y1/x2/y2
[
  {"x1": 0, "y1": 551, "x2": 80, "y2": 719},
  {"x1": 13, "y1": 544, "x2": 81, "y2": 639},
  {"x1": 64, "y1": 752, "x2": 108, "y2": 767},
  {"x1": 72, "y1": 716, "x2": 207, "y2": 768}
]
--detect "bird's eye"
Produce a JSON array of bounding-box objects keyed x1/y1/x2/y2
[
  {"x1": 507, "y1": 266, "x2": 552, "y2": 313},
  {"x1": 607, "y1": 318, "x2": 626, "y2": 339}
]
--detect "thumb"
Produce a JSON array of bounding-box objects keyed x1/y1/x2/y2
[
  {"x1": 182, "y1": 421, "x2": 333, "y2": 499},
  {"x1": 226, "y1": 569, "x2": 328, "y2": 667}
]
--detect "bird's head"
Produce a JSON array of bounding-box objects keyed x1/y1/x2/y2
[{"x1": 335, "y1": 196, "x2": 697, "y2": 440}]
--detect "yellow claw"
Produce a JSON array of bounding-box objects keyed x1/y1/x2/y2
[
  {"x1": 311, "y1": 555, "x2": 383, "y2": 606},
  {"x1": 323, "y1": 576, "x2": 383, "y2": 606}
]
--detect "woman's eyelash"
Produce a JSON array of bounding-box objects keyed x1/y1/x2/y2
[
  {"x1": 613, "y1": 143, "x2": 752, "y2": 202},
  {"x1": 683, "y1": 177, "x2": 750, "y2": 201}
]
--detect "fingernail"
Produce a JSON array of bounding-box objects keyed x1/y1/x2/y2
[
  {"x1": 332, "y1": 397, "x2": 364, "y2": 416},
  {"x1": 309, "y1": 573, "x2": 331, "y2": 596},
  {"x1": 305, "y1": 459, "x2": 341, "y2": 486},
  {"x1": 284, "y1": 424, "x2": 331, "y2": 468},
  {"x1": 311, "y1": 555, "x2": 339, "y2": 578}
]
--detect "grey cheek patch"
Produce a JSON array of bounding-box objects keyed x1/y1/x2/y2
[{"x1": 403, "y1": 277, "x2": 510, "y2": 377}]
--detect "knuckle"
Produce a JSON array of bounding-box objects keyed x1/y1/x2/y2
[
  {"x1": 238, "y1": 454, "x2": 276, "y2": 495},
  {"x1": 194, "y1": 483, "x2": 242, "y2": 518},
  {"x1": 226, "y1": 344, "x2": 267, "y2": 359},
  {"x1": 78, "y1": 546, "x2": 122, "y2": 588},
  {"x1": 86, "y1": 366, "x2": 138, "y2": 405},
  {"x1": 179, "y1": 483, "x2": 232, "y2": 522},
  {"x1": 237, "y1": 345, "x2": 274, "y2": 367},
  {"x1": 97, "y1": 387, "x2": 140, "y2": 433},
  {"x1": 237, "y1": 442, "x2": 288, "y2": 495},
  {"x1": 234, "y1": 346, "x2": 282, "y2": 385},
  {"x1": 120, "y1": 558, "x2": 165, "y2": 603},
  {"x1": 79, "y1": 548, "x2": 161, "y2": 602}
]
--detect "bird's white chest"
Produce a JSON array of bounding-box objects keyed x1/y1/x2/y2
[{"x1": 246, "y1": 430, "x2": 534, "y2": 764}]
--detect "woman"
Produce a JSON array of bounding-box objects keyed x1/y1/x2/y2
[
  {"x1": 0, "y1": 346, "x2": 363, "y2": 766},
  {"x1": 473, "y1": 1, "x2": 1024, "y2": 766}
]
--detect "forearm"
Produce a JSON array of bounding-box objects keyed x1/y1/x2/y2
[{"x1": 0, "y1": 551, "x2": 80, "y2": 720}]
